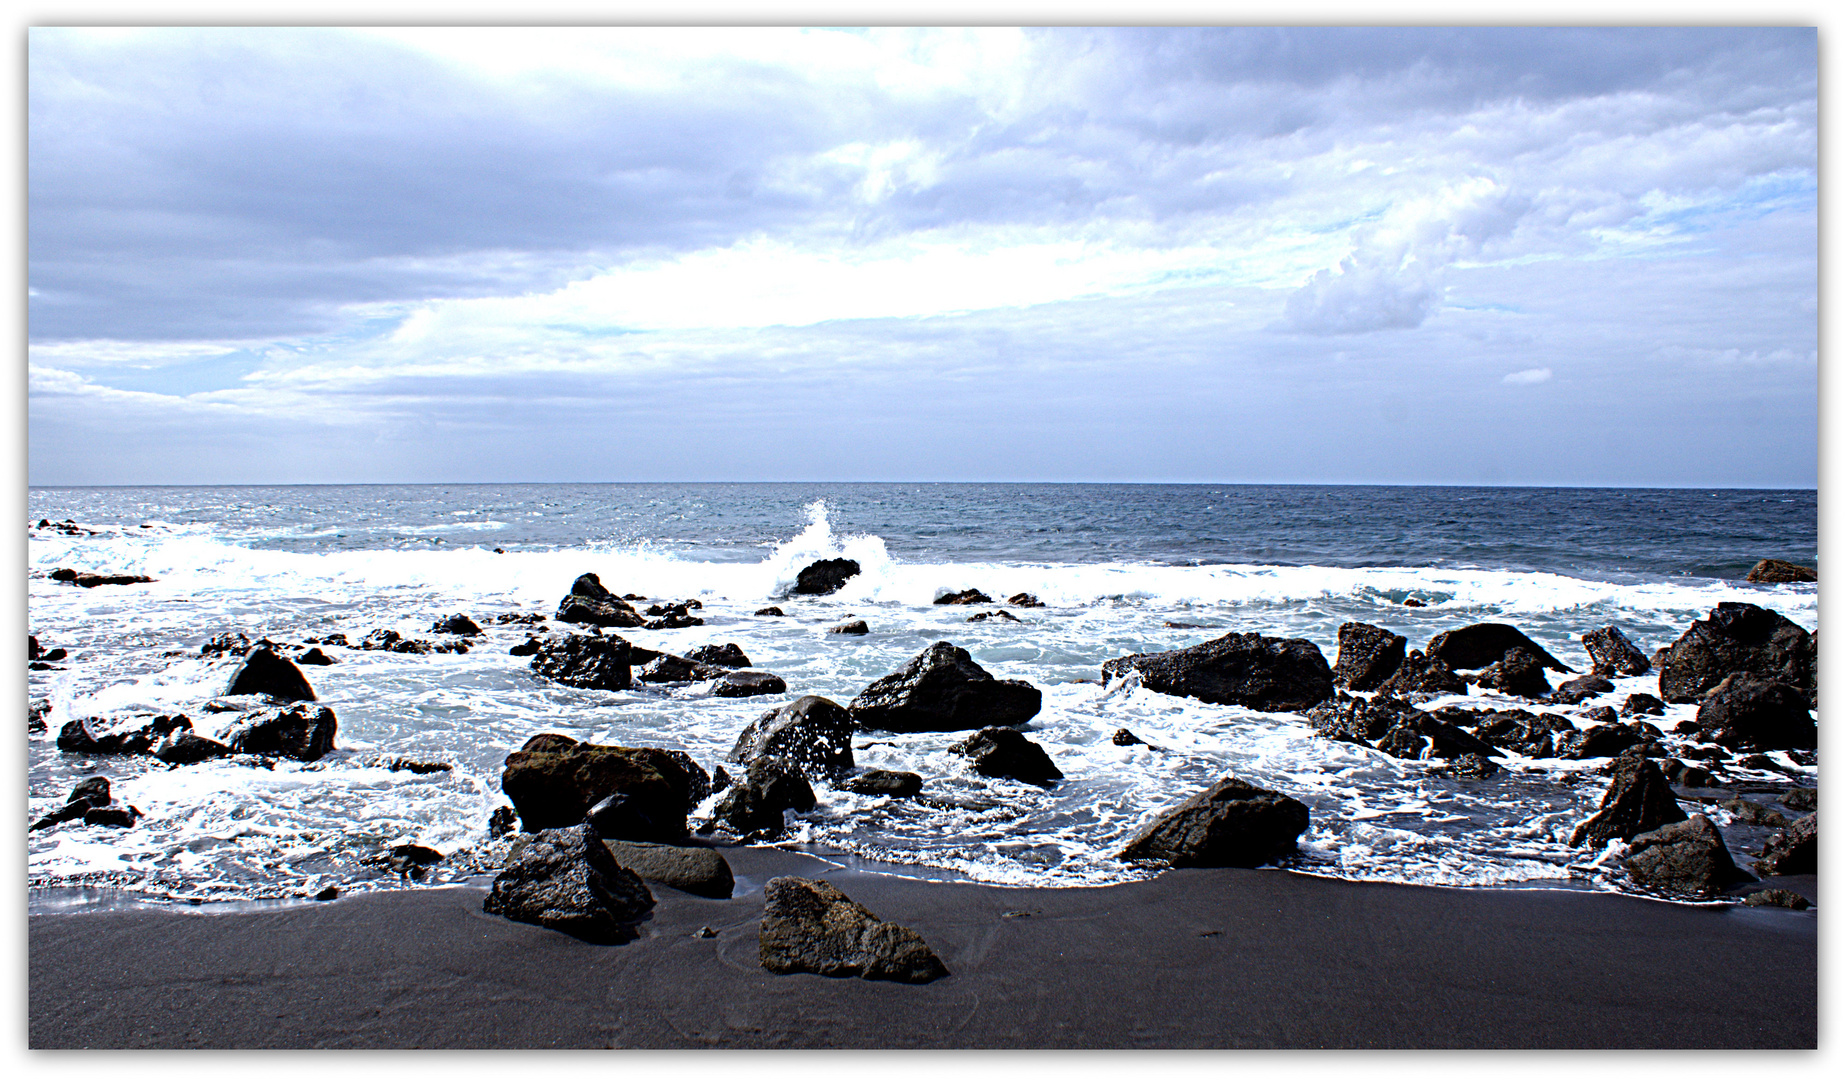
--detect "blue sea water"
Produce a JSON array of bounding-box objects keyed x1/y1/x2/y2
[{"x1": 25, "y1": 483, "x2": 1817, "y2": 905}]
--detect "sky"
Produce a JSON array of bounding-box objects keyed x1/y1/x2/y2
[{"x1": 24, "y1": 23, "x2": 1820, "y2": 486}]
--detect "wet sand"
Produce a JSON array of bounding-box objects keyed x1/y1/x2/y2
[{"x1": 29, "y1": 846, "x2": 1816, "y2": 1049}]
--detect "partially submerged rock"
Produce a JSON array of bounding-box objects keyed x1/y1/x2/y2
[
  {"x1": 1623, "y1": 814, "x2": 1754, "y2": 898},
  {"x1": 58, "y1": 712, "x2": 194, "y2": 757},
  {"x1": 1583, "y1": 626, "x2": 1650, "y2": 676},
  {"x1": 555, "y1": 572, "x2": 645, "y2": 628},
  {"x1": 1570, "y1": 754, "x2": 1688, "y2": 847},
  {"x1": 1695, "y1": 674, "x2": 1815, "y2": 751},
  {"x1": 711, "y1": 670, "x2": 787, "y2": 698},
  {"x1": 638, "y1": 654, "x2": 729, "y2": 684},
  {"x1": 950, "y1": 726, "x2": 1062, "y2": 786},
  {"x1": 759, "y1": 877, "x2": 948, "y2": 983},
  {"x1": 828, "y1": 620, "x2": 870, "y2": 635},
  {"x1": 1470, "y1": 647, "x2": 1552, "y2": 699},
  {"x1": 218, "y1": 702, "x2": 339, "y2": 761},
  {"x1": 842, "y1": 769, "x2": 924, "y2": 798},
  {"x1": 530, "y1": 633, "x2": 633, "y2": 691},
  {"x1": 430, "y1": 613, "x2": 482, "y2": 636},
  {"x1": 1374, "y1": 650, "x2": 1467, "y2": 697},
  {"x1": 1551, "y1": 675, "x2": 1616, "y2": 706},
  {"x1": 1118, "y1": 776, "x2": 1310, "y2": 868},
  {"x1": 792, "y1": 558, "x2": 860, "y2": 596},
  {"x1": 1102, "y1": 632, "x2": 1333, "y2": 712},
  {"x1": 1426, "y1": 623, "x2": 1572, "y2": 673},
  {"x1": 709, "y1": 758, "x2": 816, "y2": 839},
  {"x1": 1657, "y1": 603, "x2": 1814, "y2": 705},
  {"x1": 483, "y1": 824, "x2": 655, "y2": 942},
  {"x1": 224, "y1": 647, "x2": 317, "y2": 702},
  {"x1": 1745, "y1": 558, "x2": 1816, "y2": 584},
  {"x1": 850, "y1": 641, "x2": 1041, "y2": 732},
  {"x1": 730, "y1": 695, "x2": 855, "y2": 780},
  {"x1": 1331, "y1": 622, "x2": 1406, "y2": 692},
  {"x1": 1753, "y1": 813, "x2": 1817, "y2": 877},
  {"x1": 934, "y1": 588, "x2": 992, "y2": 605},
  {"x1": 686, "y1": 643, "x2": 751, "y2": 668}
]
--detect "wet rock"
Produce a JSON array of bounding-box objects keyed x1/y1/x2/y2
[
  {"x1": 638, "y1": 654, "x2": 730, "y2": 684},
  {"x1": 1331, "y1": 622, "x2": 1407, "y2": 692},
  {"x1": 1719, "y1": 798, "x2": 1787, "y2": 828},
  {"x1": 602, "y1": 839, "x2": 734, "y2": 899},
  {"x1": 224, "y1": 647, "x2": 317, "y2": 702},
  {"x1": 83, "y1": 805, "x2": 141, "y2": 828},
  {"x1": 153, "y1": 729, "x2": 232, "y2": 765},
  {"x1": 30, "y1": 777, "x2": 116, "y2": 830},
  {"x1": 1402, "y1": 597, "x2": 1426, "y2": 607},
  {"x1": 508, "y1": 635, "x2": 544, "y2": 657},
  {"x1": 756, "y1": 606, "x2": 786, "y2": 617},
  {"x1": 1583, "y1": 626, "x2": 1651, "y2": 676},
  {"x1": 1623, "y1": 814, "x2": 1754, "y2": 898},
  {"x1": 529, "y1": 633, "x2": 633, "y2": 691},
  {"x1": 967, "y1": 610, "x2": 1021, "y2": 623},
  {"x1": 1753, "y1": 813, "x2": 1817, "y2": 876},
  {"x1": 220, "y1": 702, "x2": 339, "y2": 761},
  {"x1": 358, "y1": 629, "x2": 434, "y2": 654},
  {"x1": 1745, "y1": 558, "x2": 1816, "y2": 584},
  {"x1": 793, "y1": 558, "x2": 860, "y2": 596},
  {"x1": 482, "y1": 823, "x2": 655, "y2": 942},
  {"x1": 365, "y1": 843, "x2": 445, "y2": 879},
  {"x1": 851, "y1": 641, "x2": 1042, "y2": 733},
  {"x1": 1465, "y1": 708, "x2": 1571, "y2": 758},
  {"x1": 1576, "y1": 705, "x2": 1620, "y2": 727},
  {"x1": 1440, "y1": 753, "x2": 1501, "y2": 778},
  {"x1": 828, "y1": 620, "x2": 870, "y2": 635},
  {"x1": 1471, "y1": 647, "x2": 1552, "y2": 699},
  {"x1": 686, "y1": 643, "x2": 750, "y2": 668},
  {"x1": 1556, "y1": 723, "x2": 1643, "y2": 760},
  {"x1": 709, "y1": 759, "x2": 816, "y2": 840},
  {"x1": 1742, "y1": 888, "x2": 1811, "y2": 910},
  {"x1": 493, "y1": 612, "x2": 547, "y2": 626},
  {"x1": 842, "y1": 769, "x2": 924, "y2": 798},
  {"x1": 644, "y1": 607, "x2": 705, "y2": 630},
  {"x1": 29, "y1": 698, "x2": 51, "y2": 734},
  {"x1": 1374, "y1": 712, "x2": 1501, "y2": 761},
  {"x1": 1426, "y1": 623, "x2": 1572, "y2": 673},
  {"x1": 430, "y1": 614, "x2": 482, "y2": 636},
  {"x1": 1570, "y1": 755, "x2": 1687, "y2": 847},
  {"x1": 1621, "y1": 693, "x2": 1666, "y2": 716},
  {"x1": 500, "y1": 734, "x2": 704, "y2": 839},
  {"x1": 1119, "y1": 776, "x2": 1310, "y2": 868},
  {"x1": 57, "y1": 570, "x2": 157, "y2": 588},
  {"x1": 1661, "y1": 759, "x2": 1718, "y2": 789},
  {"x1": 56, "y1": 712, "x2": 193, "y2": 756},
  {"x1": 1112, "y1": 728, "x2": 1147, "y2": 746},
  {"x1": 295, "y1": 647, "x2": 336, "y2": 666},
  {"x1": 1782, "y1": 787, "x2": 1816, "y2": 813},
  {"x1": 1103, "y1": 632, "x2": 1333, "y2": 713},
  {"x1": 1551, "y1": 674, "x2": 1616, "y2": 705},
  {"x1": 488, "y1": 806, "x2": 518, "y2": 838},
  {"x1": 729, "y1": 695, "x2": 856, "y2": 781},
  {"x1": 369, "y1": 756, "x2": 452, "y2": 774},
  {"x1": 1007, "y1": 593, "x2": 1045, "y2": 608},
  {"x1": 555, "y1": 572, "x2": 646, "y2": 628},
  {"x1": 1374, "y1": 650, "x2": 1467, "y2": 697},
  {"x1": 1306, "y1": 693, "x2": 1418, "y2": 746},
  {"x1": 950, "y1": 727, "x2": 1062, "y2": 786},
  {"x1": 711, "y1": 671, "x2": 788, "y2": 698},
  {"x1": 1657, "y1": 602, "x2": 1814, "y2": 705},
  {"x1": 1694, "y1": 674, "x2": 1814, "y2": 751},
  {"x1": 759, "y1": 877, "x2": 949, "y2": 983},
  {"x1": 934, "y1": 588, "x2": 992, "y2": 605}
]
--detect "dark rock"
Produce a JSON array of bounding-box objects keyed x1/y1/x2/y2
[
  {"x1": 41, "y1": 647, "x2": 68, "y2": 662},
  {"x1": 294, "y1": 647, "x2": 335, "y2": 666},
  {"x1": 1623, "y1": 814, "x2": 1754, "y2": 898},
  {"x1": 1734, "y1": 752, "x2": 1790, "y2": 773},
  {"x1": 585, "y1": 791, "x2": 673, "y2": 842},
  {"x1": 1331, "y1": 622, "x2": 1406, "y2": 692},
  {"x1": 792, "y1": 558, "x2": 861, "y2": 596},
  {"x1": 759, "y1": 877, "x2": 948, "y2": 983},
  {"x1": 842, "y1": 770, "x2": 924, "y2": 798},
  {"x1": 1657, "y1": 603, "x2": 1814, "y2": 704},
  {"x1": 1426, "y1": 624, "x2": 1572, "y2": 673},
  {"x1": 729, "y1": 695, "x2": 855, "y2": 781},
  {"x1": 1118, "y1": 776, "x2": 1310, "y2": 868},
  {"x1": 1583, "y1": 626, "x2": 1650, "y2": 676},
  {"x1": 28, "y1": 635, "x2": 39, "y2": 661},
  {"x1": 306, "y1": 632, "x2": 350, "y2": 648},
  {"x1": 710, "y1": 766, "x2": 732, "y2": 794},
  {"x1": 1570, "y1": 755, "x2": 1688, "y2": 846},
  {"x1": 224, "y1": 647, "x2": 317, "y2": 702},
  {"x1": 220, "y1": 702, "x2": 338, "y2": 761},
  {"x1": 756, "y1": 606, "x2": 786, "y2": 617},
  {"x1": 509, "y1": 635, "x2": 545, "y2": 657},
  {"x1": 1719, "y1": 798, "x2": 1787, "y2": 828},
  {"x1": 603, "y1": 839, "x2": 734, "y2": 899},
  {"x1": 1007, "y1": 593, "x2": 1045, "y2": 607},
  {"x1": 359, "y1": 629, "x2": 433, "y2": 654},
  {"x1": 1440, "y1": 753, "x2": 1501, "y2": 778},
  {"x1": 828, "y1": 620, "x2": 869, "y2": 635},
  {"x1": 153, "y1": 729, "x2": 232, "y2": 765},
  {"x1": 49, "y1": 567, "x2": 76, "y2": 582},
  {"x1": 1402, "y1": 597, "x2": 1426, "y2": 607},
  {"x1": 1112, "y1": 728, "x2": 1147, "y2": 746},
  {"x1": 711, "y1": 671, "x2": 787, "y2": 698},
  {"x1": 967, "y1": 610, "x2": 1021, "y2": 623},
  {"x1": 934, "y1": 588, "x2": 992, "y2": 605},
  {"x1": 1576, "y1": 705, "x2": 1619, "y2": 726},
  {"x1": 492, "y1": 612, "x2": 546, "y2": 625},
  {"x1": 56, "y1": 713, "x2": 192, "y2": 756},
  {"x1": 500, "y1": 735, "x2": 701, "y2": 839},
  {"x1": 950, "y1": 727, "x2": 1062, "y2": 786},
  {"x1": 488, "y1": 806, "x2": 518, "y2": 838},
  {"x1": 1373, "y1": 712, "x2": 1502, "y2": 761},
  {"x1": 83, "y1": 805, "x2": 141, "y2": 828},
  {"x1": 1557, "y1": 723, "x2": 1642, "y2": 760},
  {"x1": 555, "y1": 573, "x2": 646, "y2": 628},
  {"x1": 1742, "y1": 888, "x2": 1811, "y2": 910},
  {"x1": 1664, "y1": 761, "x2": 1718, "y2": 788},
  {"x1": 67, "y1": 572, "x2": 157, "y2": 588},
  {"x1": 638, "y1": 654, "x2": 730, "y2": 683},
  {"x1": 1103, "y1": 632, "x2": 1333, "y2": 713},
  {"x1": 1374, "y1": 650, "x2": 1467, "y2": 697},
  {"x1": 1306, "y1": 694, "x2": 1418, "y2": 745},
  {"x1": 482, "y1": 824, "x2": 654, "y2": 942},
  {"x1": 1782, "y1": 787, "x2": 1816, "y2": 813},
  {"x1": 1745, "y1": 558, "x2": 1816, "y2": 584},
  {"x1": 1551, "y1": 675, "x2": 1616, "y2": 705},
  {"x1": 710, "y1": 759, "x2": 815, "y2": 839},
  {"x1": 644, "y1": 609, "x2": 705, "y2": 630},
  {"x1": 430, "y1": 614, "x2": 482, "y2": 636},
  {"x1": 69, "y1": 777, "x2": 111, "y2": 805},
  {"x1": 851, "y1": 641, "x2": 1042, "y2": 732},
  {"x1": 1694, "y1": 674, "x2": 1814, "y2": 751},
  {"x1": 370, "y1": 756, "x2": 451, "y2": 774},
  {"x1": 530, "y1": 633, "x2": 632, "y2": 691},
  {"x1": 1621, "y1": 693, "x2": 1666, "y2": 716},
  {"x1": 1466, "y1": 708, "x2": 1571, "y2": 758},
  {"x1": 1753, "y1": 813, "x2": 1817, "y2": 876},
  {"x1": 686, "y1": 643, "x2": 750, "y2": 668},
  {"x1": 29, "y1": 698, "x2": 50, "y2": 734},
  {"x1": 1471, "y1": 647, "x2": 1553, "y2": 699}
]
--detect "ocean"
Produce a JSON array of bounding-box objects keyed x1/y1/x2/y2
[{"x1": 25, "y1": 483, "x2": 1818, "y2": 907}]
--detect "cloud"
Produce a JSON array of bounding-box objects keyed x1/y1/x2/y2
[{"x1": 1503, "y1": 367, "x2": 1554, "y2": 384}]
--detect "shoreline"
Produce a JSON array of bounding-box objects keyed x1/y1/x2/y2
[{"x1": 29, "y1": 845, "x2": 1817, "y2": 1049}]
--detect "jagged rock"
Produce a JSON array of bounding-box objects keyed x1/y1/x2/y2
[
  {"x1": 54, "y1": 570, "x2": 156, "y2": 588},
  {"x1": 509, "y1": 635, "x2": 544, "y2": 657},
  {"x1": 493, "y1": 612, "x2": 547, "y2": 625},
  {"x1": 1576, "y1": 705, "x2": 1620, "y2": 727},
  {"x1": 30, "y1": 778, "x2": 116, "y2": 830},
  {"x1": 1119, "y1": 776, "x2": 1310, "y2": 868},
  {"x1": 1375, "y1": 650, "x2": 1467, "y2": 697},
  {"x1": 1332, "y1": 623, "x2": 1406, "y2": 691},
  {"x1": 359, "y1": 629, "x2": 434, "y2": 654},
  {"x1": 530, "y1": 633, "x2": 633, "y2": 691},
  {"x1": 555, "y1": 572, "x2": 646, "y2": 628},
  {"x1": 1583, "y1": 626, "x2": 1650, "y2": 676},
  {"x1": 934, "y1": 588, "x2": 992, "y2": 605},
  {"x1": 842, "y1": 770, "x2": 924, "y2": 797},
  {"x1": 950, "y1": 727, "x2": 1062, "y2": 786},
  {"x1": 482, "y1": 824, "x2": 654, "y2": 942},
  {"x1": 1007, "y1": 592, "x2": 1045, "y2": 607},
  {"x1": 759, "y1": 877, "x2": 948, "y2": 983},
  {"x1": 1306, "y1": 693, "x2": 1418, "y2": 745},
  {"x1": 712, "y1": 671, "x2": 787, "y2": 698},
  {"x1": 1103, "y1": 632, "x2": 1332, "y2": 712},
  {"x1": 1695, "y1": 674, "x2": 1814, "y2": 751},
  {"x1": 756, "y1": 606, "x2": 786, "y2": 617},
  {"x1": 1621, "y1": 693, "x2": 1666, "y2": 716},
  {"x1": 1556, "y1": 723, "x2": 1643, "y2": 760},
  {"x1": 500, "y1": 734, "x2": 704, "y2": 839},
  {"x1": 1657, "y1": 603, "x2": 1814, "y2": 705},
  {"x1": 1464, "y1": 708, "x2": 1571, "y2": 758},
  {"x1": 729, "y1": 695, "x2": 855, "y2": 780},
  {"x1": 1112, "y1": 728, "x2": 1147, "y2": 746},
  {"x1": 792, "y1": 558, "x2": 860, "y2": 596},
  {"x1": 1624, "y1": 814, "x2": 1754, "y2": 897},
  {"x1": 1753, "y1": 813, "x2": 1817, "y2": 876},
  {"x1": 851, "y1": 641, "x2": 1041, "y2": 732},
  {"x1": 1374, "y1": 711, "x2": 1501, "y2": 761},
  {"x1": 602, "y1": 839, "x2": 734, "y2": 899},
  {"x1": 1426, "y1": 623, "x2": 1572, "y2": 673},
  {"x1": 967, "y1": 610, "x2": 1021, "y2": 623},
  {"x1": 709, "y1": 759, "x2": 815, "y2": 839},
  {"x1": 219, "y1": 702, "x2": 339, "y2": 761},
  {"x1": 430, "y1": 614, "x2": 482, "y2": 636},
  {"x1": 828, "y1": 620, "x2": 869, "y2": 635},
  {"x1": 83, "y1": 805, "x2": 141, "y2": 828},
  {"x1": 639, "y1": 654, "x2": 730, "y2": 684},
  {"x1": 1570, "y1": 755, "x2": 1687, "y2": 847},
  {"x1": 1471, "y1": 647, "x2": 1552, "y2": 699},
  {"x1": 56, "y1": 713, "x2": 193, "y2": 756},
  {"x1": 1745, "y1": 559, "x2": 1816, "y2": 584},
  {"x1": 644, "y1": 606, "x2": 705, "y2": 630},
  {"x1": 29, "y1": 698, "x2": 51, "y2": 734},
  {"x1": 1782, "y1": 787, "x2": 1817, "y2": 813},
  {"x1": 488, "y1": 806, "x2": 518, "y2": 838},
  {"x1": 686, "y1": 643, "x2": 750, "y2": 668},
  {"x1": 1440, "y1": 753, "x2": 1501, "y2": 778},
  {"x1": 153, "y1": 729, "x2": 232, "y2": 765},
  {"x1": 1742, "y1": 888, "x2": 1811, "y2": 910},
  {"x1": 1660, "y1": 759, "x2": 1717, "y2": 788},
  {"x1": 1551, "y1": 675, "x2": 1615, "y2": 705},
  {"x1": 223, "y1": 647, "x2": 317, "y2": 702},
  {"x1": 1719, "y1": 798, "x2": 1787, "y2": 828}
]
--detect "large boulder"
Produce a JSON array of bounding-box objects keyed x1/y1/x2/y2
[
  {"x1": 56, "y1": 712, "x2": 192, "y2": 756},
  {"x1": 1753, "y1": 812, "x2": 1817, "y2": 877},
  {"x1": 1582, "y1": 626, "x2": 1650, "y2": 676},
  {"x1": 602, "y1": 839, "x2": 734, "y2": 899},
  {"x1": 729, "y1": 695, "x2": 855, "y2": 781},
  {"x1": 1331, "y1": 623, "x2": 1406, "y2": 692},
  {"x1": 1694, "y1": 674, "x2": 1815, "y2": 751},
  {"x1": 1306, "y1": 693, "x2": 1416, "y2": 745},
  {"x1": 638, "y1": 654, "x2": 729, "y2": 684},
  {"x1": 850, "y1": 641, "x2": 1041, "y2": 732},
  {"x1": 482, "y1": 824, "x2": 655, "y2": 942},
  {"x1": 1374, "y1": 650, "x2": 1467, "y2": 697},
  {"x1": 499, "y1": 734, "x2": 703, "y2": 839},
  {"x1": 1745, "y1": 559, "x2": 1816, "y2": 584},
  {"x1": 1470, "y1": 647, "x2": 1552, "y2": 699},
  {"x1": 1657, "y1": 603, "x2": 1814, "y2": 705},
  {"x1": 1623, "y1": 815, "x2": 1754, "y2": 898},
  {"x1": 224, "y1": 647, "x2": 317, "y2": 702},
  {"x1": 1426, "y1": 624, "x2": 1572, "y2": 673},
  {"x1": 219, "y1": 702, "x2": 338, "y2": 761},
  {"x1": 530, "y1": 633, "x2": 633, "y2": 691},
  {"x1": 1551, "y1": 675, "x2": 1616, "y2": 705},
  {"x1": 792, "y1": 558, "x2": 860, "y2": 596},
  {"x1": 711, "y1": 671, "x2": 788, "y2": 698},
  {"x1": 1102, "y1": 632, "x2": 1332, "y2": 713},
  {"x1": 1118, "y1": 776, "x2": 1310, "y2": 868},
  {"x1": 842, "y1": 770, "x2": 924, "y2": 798},
  {"x1": 555, "y1": 573, "x2": 645, "y2": 628},
  {"x1": 1570, "y1": 754, "x2": 1688, "y2": 847},
  {"x1": 950, "y1": 727, "x2": 1062, "y2": 786},
  {"x1": 709, "y1": 758, "x2": 816, "y2": 839},
  {"x1": 686, "y1": 643, "x2": 750, "y2": 668},
  {"x1": 759, "y1": 877, "x2": 949, "y2": 983}
]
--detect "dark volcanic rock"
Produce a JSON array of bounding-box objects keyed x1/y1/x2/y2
[
  {"x1": 1102, "y1": 632, "x2": 1333, "y2": 713},
  {"x1": 1583, "y1": 626, "x2": 1650, "y2": 676},
  {"x1": 1375, "y1": 650, "x2": 1467, "y2": 697},
  {"x1": 1745, "y1": 558, "x2": 1816, "y2": 584},
  {"x1": 1621, "y1": 693, "x2": 1666, "y2": 716},
  {"x1": 1331, "y1": 622, "x2": 1407, "y2": 692},
  {"x1": 1556, "y1": 723, "x2": 1643, "y2": 760},
  {"x1": 967, "y1": 610, "x2": 1022, "y2": 623},
  {"x1": 638, "y1": 654, "x2": 729, "y2": 684},
  {"x1": 1624, "y1": 814, "x2": 1754, "y2": 898},
  {"x1": 1426, "y1": 623, "x2": 1572, "y2": 673},
  {"x1": 1753, "y1": 812, "x2": 1817, "y2": 876},
  {"x1": 950, "y1": 727, "x2": 1062, "y2": 786},
  {"x1": 729, "y1": 695, "x2": 856, "y2": 781},
  {"x1": 509, "y1": 635, "x2": 544, "y2": 657},
  {"x1": 1471, "y1": 647, "x2": 1552, "y2": 699},
  {"x1": 602, "y1": 839, "x2": 734, "y2": 899},
  {"x1": 1305, "y1": 693, "x2": 1418, "y2": 745},
  {"x1": 828, "y1": 620, "x2": 870, "y2": 635},
  {"x1": 1112, "y1": 728, "x2": 1147, "y2": 746},
  {"x1": 530, "y1": 633, "x2": 632, "y2": 691},
  {"x1": 430, "y1": 614, "x2": 482, "y2": 636},
  {"x1": 1741, "y1": 888, "x2": 1810, "y2": 910},
  {"x1": 482, "y1": 824, "x2": 654, "y2": 942},
  {"x1": 1551, "y1": 675, "x2": 1616, "y2": 705},
  {"x1": 56, "y1": 712, "x2": 193, "y2": 756},
  {"x1": 755, "y1": 606, "x2": 786, "y2": 617},
  {"x1": 842, "y1": 769, "x2": 924, "y2": 798},
  {"x1": 224, "y1": 647, "x2": 317, "y2": 702},
  {"x1": 686, "y1": 643, "x2": 750, "y2": 668},
  {"x1": 220, "y1": 702, "x2": 339, "y2": 761},
  {"x1": 30, "y1": 778, "x2": 116, "y2": 831},
  {"x1": 61, "y1": 571, "x2": 157, "y2": 588},
  {"x1": 359, "y1": 629, "x2": 434, "y2": 654},
  {"x1": 1695, "y1": 674, "x2": 1815, "y2": 751},
  {"x1": 850, "y1": 641, "x2": 1041, "y2": 732},
  {"x1": 759, "y1": 877, "x2": 949, "y2": 983},
  {"x1": 1570, "y1": 755, "x2": 1688, "y2": 847},
  {"x1": 1007, "y1": 593, "x2": 1045, "y2": 608},
  {"x1": 1466, "y1": 708, "x2": 1570, "y2": 758},
  {"x1": 555, "y1": 572, "x2": 646, "y2": 628},
  {"x1": 29, "y1": 697, "x2": 51, "y2": 734},
  {"x1": 710, "y1": 759, "x2": 816, "y2": 839},
  {"x1": 1373, "y1": 711, "x2": 1502, "y2": 761},
  {"x1": 153, "y1": 729, "x2": 232, "y2": 765},
  {"x1": 792, "y1": 558, "x2": 860, "y2": 596},
  {"x1": 500, "y1": 735, "x2": 702, "y2": 839},
  {"x1": 1119, "y1": 776, "x2": 1310, "y2": 868},
  {"x1": 1719, "y1": 797, "x2": 1787, "y2": 828},
  {"x1": 711, "y1": 671, "x2": 787, "y2": 698},
  {"x1": 1782, "y1": 787, "x2": 1817, "y2": 813},
  {"x1": 83, "y1": 805, "x2": 141, "y2": 828},
  {"x1": 295, "y1": 647, "x2": 336, "y2": 666},
  {"x1": 1657, "y1": 603, "x2": 1814, "y2": 705},
  {"x1": 934, "y1": 588, "x2": 992, "y2": 605}
]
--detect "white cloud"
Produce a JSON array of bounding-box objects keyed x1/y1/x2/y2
[{"x1": 1503, "y1": 367, "x2": 1554, "y2": 384}]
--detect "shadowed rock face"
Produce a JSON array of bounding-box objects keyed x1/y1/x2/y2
[
  {"x1": 758, "y1": 877, "x2": 949, "y2": 983},
  {"x1": 1118, "y1": 776, "x2": 1310, "y2": 868},
  {"x1": 530, "y1": 633, "x2": 633, "y2": 691},
  {"x1": 483, "y1": 824, "x2": 655, "y2": 942},
  {"x1": 1570, "y1": 754, "x2": 1688, "y2": 847},
  {"x1": 602, "y1": 839, "x2": 734, "y2": 899},
  {"x1": 1745, "y1": 558, "x2": 1815, "y2": 584},
  {"x1": 1374, "y1": 650, "x2": 1466, "y2": 697},
  {"x1": 1623, "y1": 815, "x2": 1754, "y2": 898},
  {"x1": 220, "y1": 702, "x2": 339, "y2": 761},
  {"x1": 555, "y1": 572, "x2": 645, "y2": 628},
  {"x1": 729, "y1": 695, "x2": 855, "y2": 781},
  {"x1": 1426, "y1": 624, "x2": 1573, "y2": 673},
  {"x1": 1695, "y1": 674, "x2": 1815, "y2": 751},
  {"x1": 1103, "y1": 632, "x2": 1333, "y2": 712},
  {"x1": 1471, "y1": 647, "x2": 1552, "y2": 700},
  {"x1": 225, "y1": 647, "x2": 317, "y2": 702},
  {"x1": 710, "y1": 759, "x2": 816, "y2": 840},
  {"x1": 792, "y1": 558, "x2": 860, "y2": 596},
  {"x1": 500, "y1": 734, "x2": 705, "y2": 839},
  {"x1": 850, "y1": 641, "x2": 1041, "y2": 732},
  {"x1": 1583, "y1": 626, "x2": 1650, "y2": 676},
  {"x1": 1657, "y1": 603, "x2": 1814, "y2": 705},
  {"x1": 1754, "y1": 812, "x2": 1817, "y2": 877},
  {"x1": 1332, "y1": 622, "x2": 1406, "y2": 691},
  {"x1": 950, "y1": 726, "x2": 1062, "y2": 786}
]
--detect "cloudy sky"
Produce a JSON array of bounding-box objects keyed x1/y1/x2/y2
[{"x1": 26, "y1": 24, "x2": 1818, "y2": 486}]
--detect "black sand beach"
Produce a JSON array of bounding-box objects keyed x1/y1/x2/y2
[{"x1": 29, "y1": 846, "x2": 1816, "y2": 1049}]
